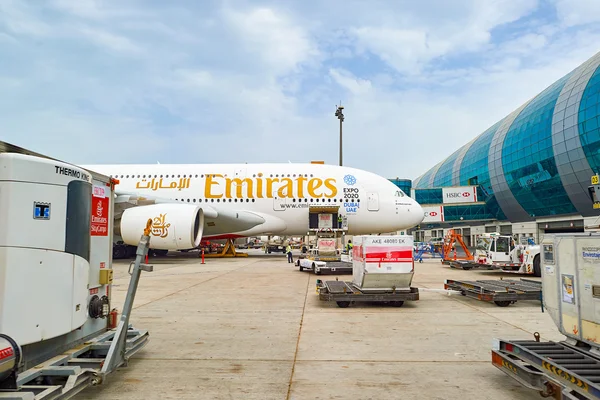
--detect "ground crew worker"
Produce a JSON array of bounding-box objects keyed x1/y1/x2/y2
[
  {"x1": 286, "y1": 243, "x2": 293, "y2": 263},
  {"x1": 346, "y1": 240, "x2": 353, "y2": 253},
  {"x1": 337, "y1": 214, "x2": 343, "y2": 228}
]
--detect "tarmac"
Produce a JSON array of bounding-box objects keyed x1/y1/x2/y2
[{"x1": 79, "y1": 250, "x2": 563, "y2": 400}]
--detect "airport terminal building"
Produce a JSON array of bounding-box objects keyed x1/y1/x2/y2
[{"x1": 396, "y1": 50, "x2": 600, "y2": 245}]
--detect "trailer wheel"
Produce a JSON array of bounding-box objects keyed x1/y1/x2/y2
[
  {"x1": 390, "y1": 301, "x2": 404, "y2": 307},
  {"x1": 336, "y1": 301, "x2": 350, "y2": 308},
  {"x1": 462, "y1": 266, "x2": 473, "y2": 270},
  {"x1": 494, "y1": 301, "x2": 511, "y2": 307},
  {"x1": 533, "y1": 254, "x2": 541, "y2": 277}
]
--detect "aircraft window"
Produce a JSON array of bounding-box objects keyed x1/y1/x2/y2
[
  {"x1": 395, "y1": 190, "x2": 406, "y2": 197},
  {"x1": 229, "y1": 199, "x2": 232, "y2": 202},
  {"x1": 252, "y1": 199, "x2": 255, "y2": 202},
  {"x1": 193, "y1": 199, "x2": 196, "y2": 202},
  {"x1": 211, "y1": 199, "x2": 214, "y2": 202}
]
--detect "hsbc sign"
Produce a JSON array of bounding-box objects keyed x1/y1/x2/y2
[
  {"x1": 442, "y1": 186, "x2": 478, "y2": 204},
  {"x1": 423, "y1": 206, "x2": 444, "y2": 223}
]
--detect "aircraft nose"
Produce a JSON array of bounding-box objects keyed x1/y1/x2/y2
[{"x1": 409, "y1": 200, "x2": 425, "y2": 227}]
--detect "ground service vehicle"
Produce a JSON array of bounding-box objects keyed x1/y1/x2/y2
[
  {"x1": 0, "y1": 153, "x2": 149, "y2": 399},
  {"x1": 475, "y1": 233, "x2": 542, "y2": 277}
]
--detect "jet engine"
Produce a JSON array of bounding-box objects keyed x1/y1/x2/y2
[{"x1": 119, "y1": 203, "x2": 204, "y2": 250}]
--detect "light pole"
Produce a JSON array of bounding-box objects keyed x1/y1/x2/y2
[{"x1": 335, "y1": 105, "x2": 344, "y2": 166}]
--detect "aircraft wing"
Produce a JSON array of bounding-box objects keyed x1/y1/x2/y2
[{"x1": 113, "y1": 190, "x2": 271, "y2": 237}]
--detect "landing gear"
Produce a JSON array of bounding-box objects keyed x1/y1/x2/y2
[
  {"x1": 202, "y1": 238, "x2": 248, "y2": 258},
  {"x1": 113, "y1": 244, "x2": 169, "y2": 259}
]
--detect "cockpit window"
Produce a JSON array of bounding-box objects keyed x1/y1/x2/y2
[{"x1": 395, "y1": 190, "x2": 405, "y2": 197}]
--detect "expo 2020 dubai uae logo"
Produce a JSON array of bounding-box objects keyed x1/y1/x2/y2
[{"x1": 344, "y1": 175, "x2": 356, "y2": 185}]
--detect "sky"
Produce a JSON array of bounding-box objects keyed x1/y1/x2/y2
[{"x1": 1, "y1": 0, "x2": 600, "y2": 180}]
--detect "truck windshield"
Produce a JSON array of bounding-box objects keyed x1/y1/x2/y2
[{"x1": 476, "y1": 237, "x2": 492, "y2": 251}]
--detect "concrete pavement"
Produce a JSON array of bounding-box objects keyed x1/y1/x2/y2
[{"x1": 79, "y1": 250, "x2": 562, "y2": 400}]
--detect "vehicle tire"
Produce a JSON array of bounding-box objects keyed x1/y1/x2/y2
[
  {"x1": 336, "y1": 301, "x2": 350, "y2": 308},
  {"x1": 533, "y1": 254, "x2": 541, "y2": 277},
  {"x1": 494, "y1": 301, "x2": 511, "y2": 307},
  {"x1": 463, "y1": 266, "x2": 472, "y2": 271},
  {"x1": 152, "y1": 249, "x2": 168, "y2": 257},
  {"x1": 390, "y1": 301, "x2": 404, "y2": 307},
  {"x1": 113, "y1": 246, "x2": 123, "y2": 259}
]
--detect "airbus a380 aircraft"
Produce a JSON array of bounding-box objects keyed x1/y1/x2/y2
[{"x1": 81, "y1": 162, "x2": 425, "y2": 255}]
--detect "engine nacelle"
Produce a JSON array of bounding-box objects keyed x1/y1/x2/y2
[{"x1": 120, "y1": 204, "x2": 204, "y2": 250}]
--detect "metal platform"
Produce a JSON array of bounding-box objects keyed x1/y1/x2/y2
[
  {"x1": 492, "y1": 336, "x2": 600, "y2": 399},
  {"x1": 444, "y1": 260, "x2": 497, "y2": 270},
  {"x1": 297, "y1": 259, "x2": 352, "y2": 274},
  {"x1": 0, "y1": 327, "x2": 149, "y2": 400},
  {"x1": 316, "y1": 279, "x2": 419, "y2": 308},
  {"x1": 444, "y1": 278, "x2": 542, "y2": 307}
]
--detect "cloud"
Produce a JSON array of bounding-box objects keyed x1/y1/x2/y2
[
  {"x1": 0, "y1": 0, "x2": 598, "y2": 180},
  {"x1": 552, "y1": 0, "x2": 600, "y2": 27}
]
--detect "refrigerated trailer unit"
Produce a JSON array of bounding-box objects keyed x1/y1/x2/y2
[
  {"x1": 0, "y1": 152, "x2": 150, "y2": 399},
  {"x1": 491, "y1": 233, "x2": 600, "y2": 399}
]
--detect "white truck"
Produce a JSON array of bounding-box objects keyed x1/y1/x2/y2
[
  {"x1": 297, "y1": 232, "x2": 352, "y2": 274},
  {"x1": 0, "y1": 152, "x2": 150, "y2": 398},
  {"x1": 474, "y1": 233, "x2": 541, "y2": 277},
  {"x1": 492, "y1": 232, "x2": 600, "y2": 399}
]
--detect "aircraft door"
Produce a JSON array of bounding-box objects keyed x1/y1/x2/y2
[
  {"x1": 273, "y1": 196, "x2": 286, "y2": 211},
  {"x1": 367, "y1": 192, "x2": 379, "y2": 211}
]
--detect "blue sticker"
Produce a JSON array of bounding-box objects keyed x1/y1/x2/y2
[
  {"x1": 33, "y1": 202, "x2": 51, "y2": 220},
  {"x1": 344, "y1": 174, "x2": 356, "y2": 185}
]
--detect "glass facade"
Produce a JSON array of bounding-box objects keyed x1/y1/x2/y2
[
  {"x1": 411, "y1": 51, "x2": 600, "y2": 222},
  {"x1": 580, "y1": 66, "x2": 600, "y2": 173},
  {"x1": 501, "y1": 72, "x2": 577, "y2": 217},
  {"x1": 414, "y1": 188, "x2": 443, "y2": 205},
  {"x1": 389, "y1": 178, "x2": 412, "y2": 195},
  {"x1": 432, "y1": 149, "x2": 461, "y2": 187},
  {"x1": 443, "y1": 204, "x2": 496, "y2": 222}
]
